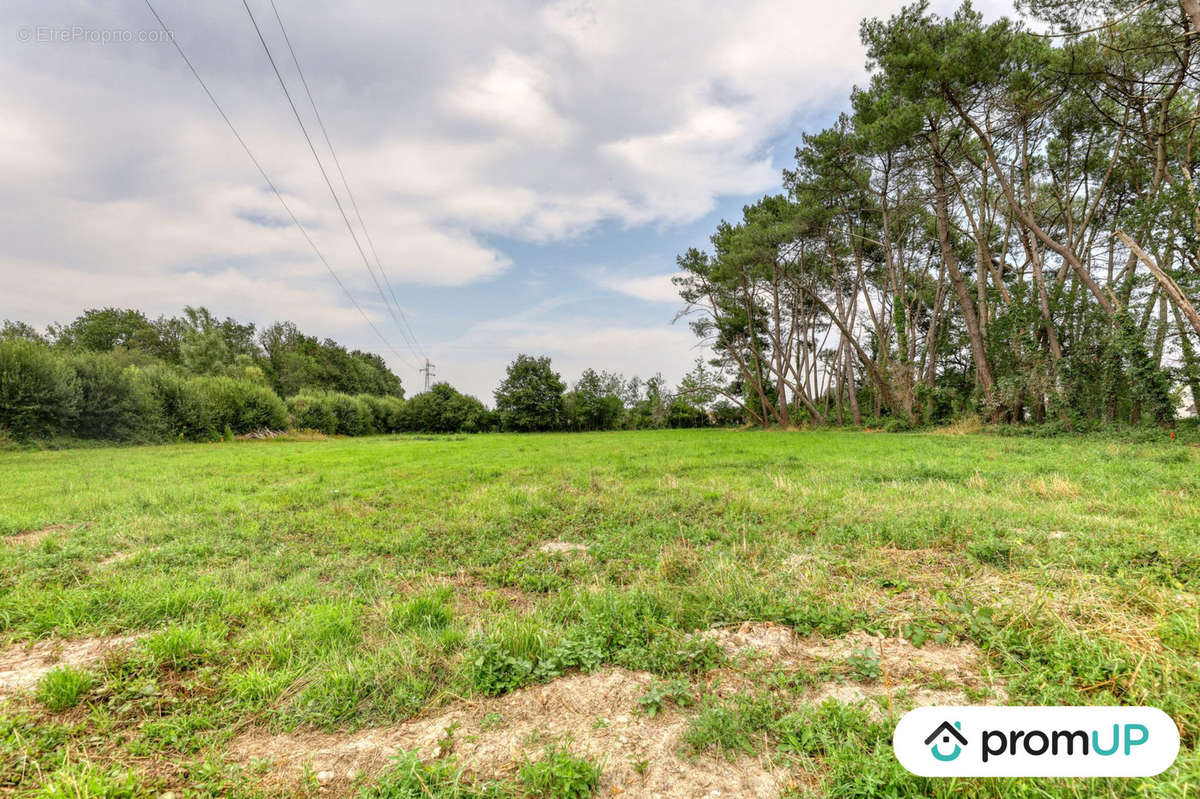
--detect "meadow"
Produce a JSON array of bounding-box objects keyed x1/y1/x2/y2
[{"x1": 0, "y1": 429, "x2": 1197, "y2": 797}]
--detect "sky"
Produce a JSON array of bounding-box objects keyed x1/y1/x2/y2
[{"x1": 1, "y1": 0, "x2": 1015, "y2": 401}]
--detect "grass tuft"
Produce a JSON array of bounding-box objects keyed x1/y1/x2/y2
[
  {"x1": 36, "y1": 665, "x2": 95, "y2": 712},
  {"x1": 518, "y1": 745, "x2": 601, "y2": 799}
]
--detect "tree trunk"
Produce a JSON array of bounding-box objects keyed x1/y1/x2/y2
[
  {"x1": 1175, "y1": 305, "x2": 1200, "y2": 415},
  {"x1": 1182, "y1": 0, "x2": 1200, "y2": 37},
  {"x1": 845, "y1": 346, "x2": 862, "y2": 425},
  {"x1": 799, "y1": 286, "x2": 899, "y2": 412},
  {"x1": 1117, "y1": 230, "x2": 1200, "y2": 337},
  {"x1": 931, "y1": 156, "x2": 996, "y2": 407}
]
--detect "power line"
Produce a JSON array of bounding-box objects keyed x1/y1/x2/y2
[
  {"x1": 141, "y1": 0, "x2": 419, "y2": 373},
  {"x1": 266, "y1": 0, "x2": 428, "y2": 362},
  {"x1": 240, "y1": 0, "x2": 426, "y2": 365}
]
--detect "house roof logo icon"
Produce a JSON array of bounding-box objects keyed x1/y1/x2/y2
[{"x1": 924, "y1": 720, "x2": 967, "y2": 762}]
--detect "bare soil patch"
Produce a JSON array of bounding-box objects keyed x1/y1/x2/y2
[
  {"x1": 538, "y1": 541, "x2": 589, "y2": 555},
  {"x1": 98, "y1": 550, "x2": 133, "y2": 567},
  {"x1": 444, "y1": 574, "x2": 540, "y2": 618},
  {"x1": 229, "y1": 625, "x2": 999, "y2": 796},
  {"x1": 0, "y1": 635, "x2": 139, "y2": 695},
  {"x1": 3, "y1": 523, "x2": 76, "y2": 547},
  {"x1": 705, "y1": 622, "x2": 999, "y2": 715},
  {"x1": 230, "y1": 668, "x2": 787, "y2": 798}
]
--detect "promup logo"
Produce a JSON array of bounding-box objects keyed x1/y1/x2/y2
[
  {"x1": 924, "y1": 721, "x2": 967, "y2": 762},
  {"x1": 895, "y1": 707, "x2": 1179, "y2": 777}
]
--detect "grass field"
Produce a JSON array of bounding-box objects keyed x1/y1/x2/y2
[{"x1": 1, "y1": 429, "x2": 1198, "y2": 797}]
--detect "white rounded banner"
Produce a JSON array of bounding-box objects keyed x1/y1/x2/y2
[{"x1": 894, "y1": 706, "x2": 1179, "y2": 777}]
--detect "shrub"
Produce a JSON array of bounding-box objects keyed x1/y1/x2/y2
[
  {"x1": 139, "y1": 365, "x2": 213, "y2": 440},
  {"x1": 285, "y1": 391, "x2": 372, "y2": 435},
  {"x1": 192, "y1": 376, "x2": 288, "y2": 434},
  {"x1": 666, "y1": 398, "x2": 707, "y2": 428},
  {"x1": 0, "y1": 339, "x2": 80, "y2": 439},
  {"x1": 401, "y1": 383, "x2": 491, "y2": 433},
  {"x1": 358, "y1": 394, "x2": 405, "y2": 433},
  {"x1": 287, "y1": 393, "x2": 338, "y2": 434},
  {"x1": 325, "y1": 392, "x2": 371, "y2": 436},
  {"x1": 70, "y1": 353, "x2": 163, "y2": 441}
]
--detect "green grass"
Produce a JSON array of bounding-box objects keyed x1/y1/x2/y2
[
  {"x1": 518, "y1": 745, "x2": 601, "y2": 798},
  {"x1": 36, "y1": 666, "x2": 95, "y2": 712},
  {"x1": 0, "y1": 429, "x2": 1197, "y2": 796}
]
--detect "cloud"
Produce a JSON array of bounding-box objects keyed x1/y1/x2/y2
[
  {"x1": 0, "y1": 0, "x2": 1017, "y2": 385},
  {"x1": 446, "y1": 51, "x2": 573, "y2": 145},
  {"x1": 594, "y1": 271, "x2": 686, "y2": 304}
]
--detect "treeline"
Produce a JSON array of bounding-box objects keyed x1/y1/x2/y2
[
  {"x1": 0, "y1": 306, "x2": 409, "y2": 443},
  {"x1": 0, "y1": 308, "x2": 730, "y2": 443},
  {"x1": 8, "y1": 306, "x2": 404, "y2": 398},
  {"x1": 492, "y1": 355, "x2": 740, "y2": 432},
  {"x1": 676, "y1": 0, "x2": 1200, "y2": 429}
]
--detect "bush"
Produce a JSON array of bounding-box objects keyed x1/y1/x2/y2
[
  {"x1": 401, "y1": 383, "x2": 491, "y2": 433},
  {"x1": 325, "y1": 392, "x2": 371, "y2": 436},
  {"x1": 192, "y1": 376, "x2": 288, "y2": 434},
  {"x1": 286, "y1": 391, "x2": 371, "y2": 435},
  {"x1": 70, "y1": 353, "x2": 163, "y2": 441},
  {"x1": 287, "y1": 392, "x2": 338, "y2": 434},
  {"x1": 139, "y1": 365, "x2": 213, "y2": 440},
  {"x1": 0, "y1": 339, "x2": 80, "y2": 439},
  {"x1": 358, "y1": 394, "x2": 405, "y2": 433},
  {"x1": 666, "y1": 398, "x2": 708, "y2": 428}
]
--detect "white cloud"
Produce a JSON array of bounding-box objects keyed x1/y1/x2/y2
[
  {"x1": 446, "y1": 51, "x2": 573, "y2": 145},
  {"x1": 595, "y1": 271, "x2": 686, "y2": 304},
  {"x1": 0, "y1": 0, "x2": 1017, "y2": 386}
]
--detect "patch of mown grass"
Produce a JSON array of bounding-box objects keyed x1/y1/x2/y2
[{"x1": 0, "y1": 430, "x2": 1196, "y2": 795}]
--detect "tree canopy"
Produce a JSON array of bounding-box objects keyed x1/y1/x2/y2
[
  {"x1": 676, "y1": 0, "x2": 1200, "y2": 428},
  {"x1": 494, "y1": 354, "x2": 568, "y2": 432}
]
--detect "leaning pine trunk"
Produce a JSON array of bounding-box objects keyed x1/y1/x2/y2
[{"x1": 931, "y1": 155, "x2": 997, "y2": 411}]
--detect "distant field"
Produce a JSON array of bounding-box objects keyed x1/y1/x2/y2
[{"x1": 1, "y1": 430, "x2": 1197, "y2": 797}]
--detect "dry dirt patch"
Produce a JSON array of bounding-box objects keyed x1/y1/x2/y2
[
  {"x1": 538, "y1": 541, "x2": 589, "y2": 555},
  {"x1": 705, "y1": 622, "x2": 997, "y2": 714},
  {"x1": 3, "y1": 523, "x2": 77, "y2": 547},
  {"x1": 98, "y1": 550, "x2": 135, "y2": 567},
  {"x1": 230, "y1": 668, "x2": 788, "y2": 798},
  {"x1": 229, "y1": 625, "x2": 999, "y2": 796},
  {"x1": 0, "y1": 635, "x2": 139, "y2": 695}
]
